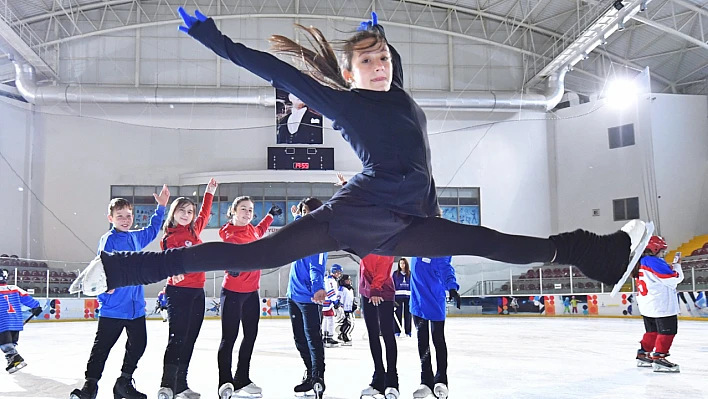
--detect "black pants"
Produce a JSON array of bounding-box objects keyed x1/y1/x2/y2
[
  {"x1": 0, "y1": 331, "x2": 20, "y2": 360},
  {"x1": 414, "y1": 316, "x2": 448, "y2": 389},
  {"x1": 85, "y1": 316, "x2": 147, "y2": 381},
  {"x1": 362, "y1": 296, "x2": 398, "y2": 392},
  {"x1": 218, "y1": 289, "x2": 260, "y2": 389},
  {"x1": 394, "y1": 296, "x2": 412, "y2": 335},
  {"x1": 643, "y1": 315, "x2": 678, "y2": 335},
  {"x1": 0, "y1": 330, "x2": 19, "y2": 346},
  {"x1": 288, "y1": 299, "x2": 325, "y2": 381},
  {"x1": 161, "y1": 285, "x2": 205, "y2": 392},
  {"x1": 104, "y1": 216, "x2": 555, "y2": 289}
]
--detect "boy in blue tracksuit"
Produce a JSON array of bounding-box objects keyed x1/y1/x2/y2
[
  {"x1": 286, "y1": 197, "x2": 328, "y2": 396},
  {"x1": 71, "y1": 187, "x2": 169, "y2": 399},
  {"x1": 0, "y1": 269, "x2": 42, "y2": 373},
  {"x1": 410, "y1": 256, "x2": 461, "y2": 399}
]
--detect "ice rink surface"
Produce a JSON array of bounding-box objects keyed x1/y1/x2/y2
[{"x1": 1, "y1": 317, "x2": 707, "y2": 399}]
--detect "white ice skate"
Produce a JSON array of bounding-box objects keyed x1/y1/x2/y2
[
  {"x1": 433, "y1": 383, "x2": 448, "y2": 399},
  {"x1": 218, "y1": 383, "x2": 234, "y2": 399},
  {"x1": 412, "y1": 385, "x2": 434, "y2": 399},
  {"x1": 234, "y1": 382, "x2": 263, "y2": 398},
  {"x1": 384, "y1": 387, "x2": 399, "y2": 399},
  {"x1": 69, "y1": 255, "x2": 108, "y2": 296},
  {"x1": 157, "y1": 387, "x2": 174, "y2": 399},
  {"x1": 360, "y1": 385, "x2": 383, "y2": 399},
  {"x1": 610, "y1": 220, "x2": 654, "y2": 297},
  {"x1": 176, "y1": 388, "x2": 201, "y2": 399}
]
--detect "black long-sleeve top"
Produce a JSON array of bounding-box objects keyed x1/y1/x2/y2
[{"x1": 188, "y1": 19, "x2": 440, "y2": 218}]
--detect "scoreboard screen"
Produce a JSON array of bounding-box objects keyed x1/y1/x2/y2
[{"x1": 267, "y1": 147, "x2": 334, "y2": 170}]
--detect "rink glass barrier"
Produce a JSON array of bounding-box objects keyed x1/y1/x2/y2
[{"x1": 3, "y1": 254, "x2": 707, "y2": 321}]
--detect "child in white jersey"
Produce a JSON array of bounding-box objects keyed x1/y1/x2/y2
[{"x1": 632, "y1": 236, "x2": 683, "y2": 372}]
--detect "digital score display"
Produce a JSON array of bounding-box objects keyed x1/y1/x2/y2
[{"x1": 267, "y1": 147, "x2": 335, "y2": 170}]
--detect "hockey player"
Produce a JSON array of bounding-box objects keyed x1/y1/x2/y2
[
  {"x1": 633, "y1": 236, "x2": 683, "y2": 372},
  {"x1": 155, "y1": 288, "x2": 168, "y2": 322},
  {"x1": 322, "y1": 265, "x2": 342, "y2": 348},
  {"x1": 336, "y1": 274, "x2": 356, "y2": 346},
  {"x1": 0, "y1": 269, "x2": 42, "y2": 373}
]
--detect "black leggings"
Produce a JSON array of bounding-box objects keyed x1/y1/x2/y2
[
  {"x1": 161, "y1": 285, "x2": 205, "y2": 393},
  {"x1": 218, "y1": 289, "x2": 260, "y2": 389},
  {"x1": 414, "y1": 316, "x2": 448, "y2": 390},
  {"x1": 362, "y1": 297, "x2": 398, "y2": 392},
  {"x1": 104, "y1": 215, "x2": 555, "y2": 289}
]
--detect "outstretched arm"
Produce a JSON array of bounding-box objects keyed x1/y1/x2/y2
[{"x1": 179, "y1": 8, "x2": 347, "y2": 120}]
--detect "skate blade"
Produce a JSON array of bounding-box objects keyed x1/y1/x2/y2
[
  {"x1": 653, "y1": 365, "x2": 680, "y2": 372},
  {"x1": 7, "y1": 361, "x2": 27, "y2": 374},
  {"x1": 611, "y1": 221, "x2": 654, "y2": 297},
  {"x1": 636, "y1": 361, "x2": 653, "y2": 367},
  {"x1": 157, "y1": 387, "x2": 174, "y2": 399},
  {"x1": 233, "y1": 392, "x2": 262, "y2": 399},
  {"x1": 433, "y1": 386, "x2": 448, "y2": 399},
  {"x1": 219, "y1": 384, "x2": 234, "y2": 399}
]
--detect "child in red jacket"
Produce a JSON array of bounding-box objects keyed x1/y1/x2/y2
[
  {"x1": 157, "y1": 178, "x2": 216, "y2": 399},
  {"x1": 359, "y1": 254, "x2": 398, "y2": 399},
  {"x1": 217, "y1": 196, "x2": 282, "y2": 399}
]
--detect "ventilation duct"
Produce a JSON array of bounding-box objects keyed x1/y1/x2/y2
[{"x1": 14, "y1": 63, "x2": 567, "y2": 112}]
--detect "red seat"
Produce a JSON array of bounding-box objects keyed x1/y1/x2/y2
[
  {"x1": 585, "y1": 282, "x2": 595, "y2": 289},
  {"x1": 702, "y1": 242, "x2": 708, "y2": 249},
  {"x1": 518, "y1": 284, "x2": 526, "y2": 290},
  {"x1": 501, "y1": 284, "x2": 509, "y2": 291}
]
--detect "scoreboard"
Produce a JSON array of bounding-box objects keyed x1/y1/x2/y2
[{"x1": 267, "y1": 147, "x2": 335, "y2": 170}]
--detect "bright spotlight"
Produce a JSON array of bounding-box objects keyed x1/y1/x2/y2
[{"x1": 605, "y1": 79, "x2": 638, "y2": 108}]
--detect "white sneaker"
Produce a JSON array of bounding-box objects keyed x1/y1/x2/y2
[
  {"x1": 384, "y1": 387, "x2": 399, "y2": 399},
  {"x1": 611, "y1": 220, "x2": 653, "y2": 296},
  {"x1": 218, "y1": 383, "x2": 233, "y2": 399},
  {"x1": 433, "y1": 383, "x2": 449, "y2": 399},
  {"x1": 69, "y1": 255, "x2": 108, "y2": 296},
  {"x1": 175, "y1": 388, "x2": 201, "y2": 399},
  {"x1": 157, "y1": 387, "x2": 173, "y2": 399},
  {"x1": 413, "y1": 385, "x2": 433, "y2": 399},
  {"x1": 361, "y1": 386, "x2": 381, "y2": 396}
]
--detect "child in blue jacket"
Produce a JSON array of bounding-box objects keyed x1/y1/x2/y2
[
  {"x1": 286, "y1": 197, "x2": 328, "y2": 398},
  {"x1": 410, "y1": 256, "x2": 461, "y2": 399},
  {"x1": 71, "y1": 186, "x2": 169, "y2": 399},
  {"x1": 0, "y1": 269, "x2": 42, "y2": 373}
]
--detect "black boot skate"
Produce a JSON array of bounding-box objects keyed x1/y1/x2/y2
[
  {"x1": 651, "y1": 352, "x2": 680, "y2": 373},
  {"x1": 550, "y1": 220, "x2": 652, "y2": 291},
  {"x1": 69, "y1": 379, "x2": 98, "y2": 399},
  {"x1": 113, "y1": 376, "x2": 147, "y2": 399},
  {"x1": 294, "y1": 371, "x2": 313, "y2": 396},
  {"x1": 5, "y1": 353, "x2": 26, "y2": 374},
  {"x1": 636, "y1": 349, "x2": 653, "y2": 367}
]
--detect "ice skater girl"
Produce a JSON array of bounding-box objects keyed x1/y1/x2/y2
[
  {"x1": 157, "y1": 178, "x2": 217, "y2": 399},
  {"x1": 71, "y1": 10, "x2": 650, "y2": 343},
  {"x1": 216, "y1": 196, "x2": 282, "y2": 398}
]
